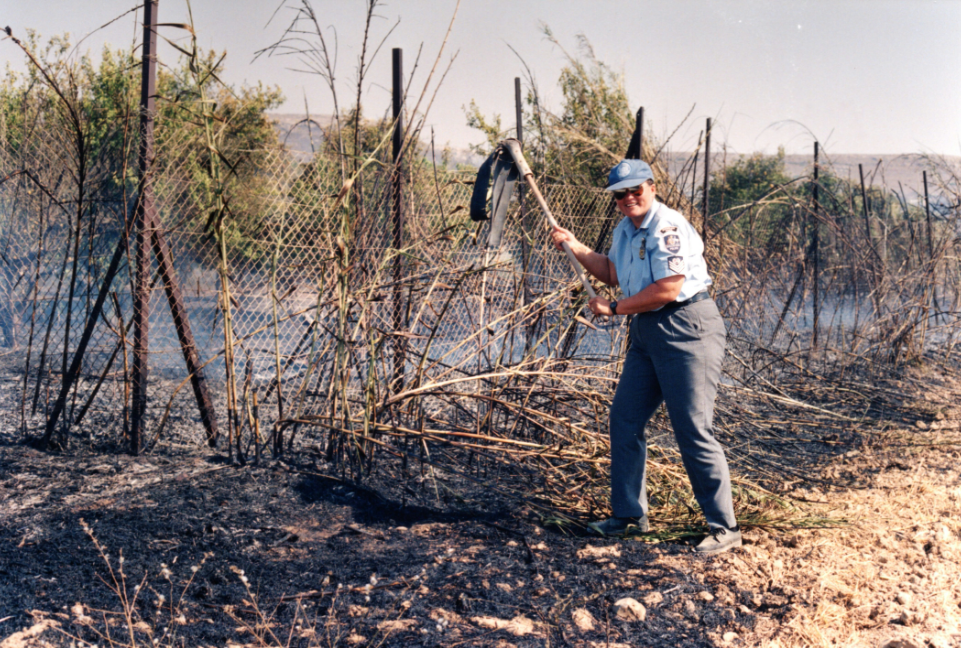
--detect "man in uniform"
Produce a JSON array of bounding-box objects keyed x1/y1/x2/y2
[{"x1": 550, "y1": 159, "x2": 740, "y2": 554}]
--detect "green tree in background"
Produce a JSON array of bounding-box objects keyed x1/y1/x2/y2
[
  {"x1": 708, "y1": 148, "x2": 794, "y2": 249},
  {"x1": 465, "y1": 30, "x2": 632, "y2": 187},
  {"x1": 0, "y1": 32, "x2": 284, "y2": 259},
  {"x1": 154, "y1": 46, "x2": 284, "y2": 257},
  {"x1": 710, "y1": 149, "x2": 791, "y2": 217},
  {"x1": 545, "y1": 32, "x2": 632, "y2": 186}
]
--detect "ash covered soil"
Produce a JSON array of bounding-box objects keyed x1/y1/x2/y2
[{"x1": 2, "y1": 372, "x2": 961, "y2": 646}]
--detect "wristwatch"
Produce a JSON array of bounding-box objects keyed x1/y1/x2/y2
[{"x1": 609, "y1": 300, "x2": 618, "y2": 315}]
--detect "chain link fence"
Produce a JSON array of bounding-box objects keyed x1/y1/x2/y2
[
  {"x1": 0, "y1": 115, "x2": 632, "y2": 449},
  {"x1": 5, "y1": 87, "x2": 961, "y2": 530},
  {"x1": 3, "y1": 74, "x2": 961, "y2": 515}
]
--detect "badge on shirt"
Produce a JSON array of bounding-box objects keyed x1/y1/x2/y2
[
  {"x1": 667, "y1": 256, "x2": 685, "y2": 274},
  {"x1": 638, "y1": 237, "x2": 646, "y2": 260},
  {"x1": 665, "y1": 234, "x2": 681, "y2": 253}
]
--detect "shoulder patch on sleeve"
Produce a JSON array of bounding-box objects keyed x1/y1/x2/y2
[
  {"x1": 667, "y1": 256, "x2": 685, "y2": 274},
  {"x1": 665, "y1": 234, "x2": 681, "y2": 253}
]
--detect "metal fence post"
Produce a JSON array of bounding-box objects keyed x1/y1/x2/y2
[
  {"x1": 812, "y1": 141, "x2": 820, "y2": 349},
  {"x1": 637, "y1": 106, "x2": 644, "y2": 157},
  {"x1": 514, "y1": 77, "x2": 530, "y2": 260},
  {"x1": 634, "y1": 106, "x2": 644, "y2": 160},
  {"x1": 131, "y1": 0, "x2": 159, "y2": 454},
  {"x1": 591, "y1": 106, "x2": 643, "y2": 254},
  {"x1": 701, "y1": 117, "x2": 711, "y2": 240},
  {"x1": 150, "y1": 217, "x2": 219, "y2": 446},
  {"x1": 625, "y1": 106, "x2": 643, "y2": 159},
  {"x1": 391, "y1": 48, "x2": 405, "y2": 380},
  {"x1": 923, "y1": 170, "x2": 941, "y2": 318}
]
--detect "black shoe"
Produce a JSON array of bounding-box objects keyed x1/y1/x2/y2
[
  {"x1": 694, "y1": 526, "x2": 742, "y2": 554},
  {"x1": 587, "y1": 516, "x2": 650, "y2": 537}
]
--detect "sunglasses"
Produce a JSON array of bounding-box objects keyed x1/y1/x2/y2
[{"x1": 613, "y1": 185, "x2": 644, "y2": 200}]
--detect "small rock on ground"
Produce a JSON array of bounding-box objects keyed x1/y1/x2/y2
[
  {"x1": 572, "y1": 607, "x2": 596, "y2": 632},
  {"x1": 614, "y1": 597, "x2": 646, "y2": 622},
  {"x1": 642, "y1": 590, "x2": 664, "y2": 608}
]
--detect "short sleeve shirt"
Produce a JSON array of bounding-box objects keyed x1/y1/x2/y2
[{"x1": 608, "y1": 199, "x2": 712, "y2": 305}]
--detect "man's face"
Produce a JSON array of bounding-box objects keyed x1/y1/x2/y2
[{"x1": 615, "y1": 181, "x2": 657, "y2": 221}]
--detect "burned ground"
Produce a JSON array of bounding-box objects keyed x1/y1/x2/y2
[
  {"x1": 2, "y1": 355, "x2": 961, "y2": 647},
  {"x1": 2, "y1": 423, "x2": 961, "y2": 647},
  {"x1": 0, "y1": 444, "x2": 764, "y2": 647}
]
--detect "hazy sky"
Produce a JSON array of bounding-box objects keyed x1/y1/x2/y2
[{"x1": 4, "y1": 0, "x2": 960, "y2": 156}]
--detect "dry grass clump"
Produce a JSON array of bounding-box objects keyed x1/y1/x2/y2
[{"x1": 33, "y1": 520, "x2": 214, "y2": 648}]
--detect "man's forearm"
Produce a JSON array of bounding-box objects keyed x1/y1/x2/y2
[
  {"x1": 564, "y1": 239, "x2": 615, "y2": 285},
  {"x1": 611, "y1": 276, "x2": 684, "y2": 315}
]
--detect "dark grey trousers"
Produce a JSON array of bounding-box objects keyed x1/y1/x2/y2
[{"x1": 608, "y1": 298, "x2": 736, "y2": 530}]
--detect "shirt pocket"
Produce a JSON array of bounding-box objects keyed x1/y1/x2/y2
[
  {"x1": 628, "y1": 257, "x2": 651, "y2": 297},
  {"x1": 626, "y1": 237, "x2": 651, "y2": 296}
]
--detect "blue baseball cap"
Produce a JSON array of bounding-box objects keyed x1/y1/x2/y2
[{"x1": 606, "y1": 159, "x2": 654, "y2": 191}]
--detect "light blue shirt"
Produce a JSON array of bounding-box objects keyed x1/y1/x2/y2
[{"x1": 608, "y1": 199, "x2": 712, "y2": 305}]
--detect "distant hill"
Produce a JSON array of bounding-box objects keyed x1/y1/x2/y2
[
  {"x1": 660, "y1": 151, "x2": 961, "y2": 198},
  {"x1": 267, "y1": 113, "x2": 959, "y2": 194}
]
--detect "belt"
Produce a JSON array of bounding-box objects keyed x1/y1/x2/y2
[{"x1": 660, "y1": 290, "x2": 711, "y2": 311}]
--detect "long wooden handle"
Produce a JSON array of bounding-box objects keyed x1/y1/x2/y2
[{"x1": 502, "y1": 139, "x2": 598, "y2": 300}]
